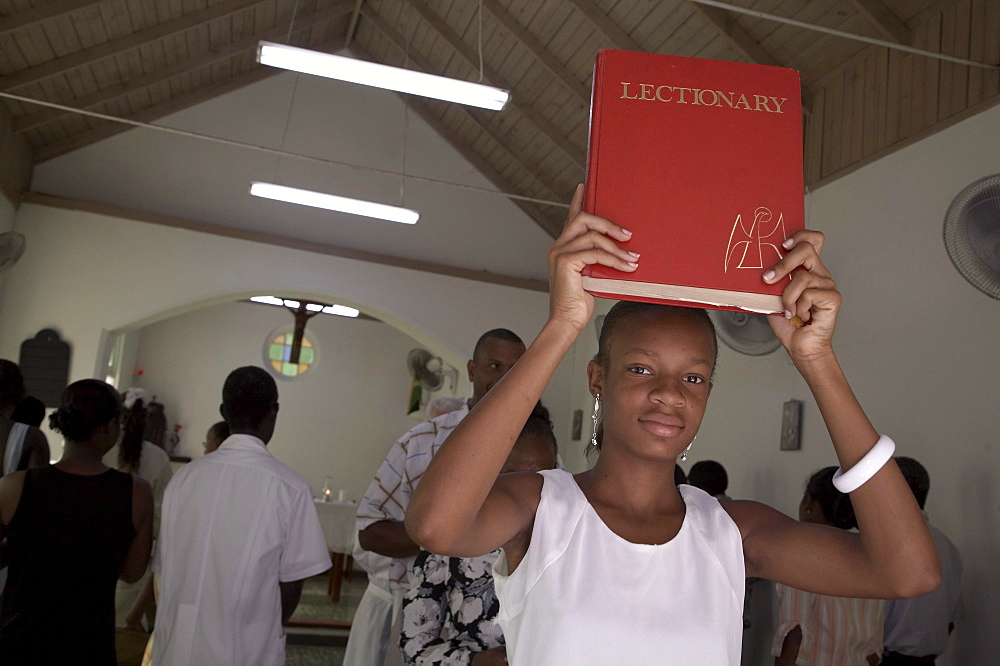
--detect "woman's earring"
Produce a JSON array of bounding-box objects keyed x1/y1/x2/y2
[
  {"x1": 679, "y1": 435, "x2": 696, "y2": 462},
  {"x1": 590, "y1": 393, "x2": 601, "y2": 448}
]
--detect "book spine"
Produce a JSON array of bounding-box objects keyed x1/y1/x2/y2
[{"x1": 581, "y1": 50, "x2": 606, "y2": 279}]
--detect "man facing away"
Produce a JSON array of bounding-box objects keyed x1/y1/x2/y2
[
  {"x1": 343, "y1": 329, "x2": 526, "y2": 666},
  {"x1": 152, "y1": 366, "x2": 331, "y2": 665},
  {"x1": 882, "y1": 457, "x2": 963, "y2": 666}
]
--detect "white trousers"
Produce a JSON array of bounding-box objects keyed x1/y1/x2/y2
[{"x1": 342, "y1": 578, "x2": 405, "y2": 666}]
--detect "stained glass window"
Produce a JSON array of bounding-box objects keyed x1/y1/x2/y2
[{"x1": 266, "y1": 331, "x2": 316, "y2": 378}]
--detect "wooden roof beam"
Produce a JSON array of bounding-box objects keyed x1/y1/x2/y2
[
  {"x1": 568, "y1": 0, "x2": 644, "y2": 51},
  {"x1": 690, "y1": 3, "x2": 813, "y2": 112},
  {"x1": 359, "y1": 13, "x2": 566, "y2": 237},
  {"x1": 402, "y1": 0, "x2": 586, "y2": 171},
  {"x1": 13, "y1": 2, "x2": 354, "y2": 133},
  {"x1": 1, "y1": 0, "x2": 266, "y2": 92},
  {"x1": 481, "y1": 0, "x2": 590, "y2": 105},
  {"x1": 849, "y1": 0, "x2": 911, "y2": 45},
  {"x1": 0, "y1": 0, "x2": 100, "y2": 38}
]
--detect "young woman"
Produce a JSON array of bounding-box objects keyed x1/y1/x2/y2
[
  {"x1": 103, "y1": 389, "x2": 173, "y2": 631},
  {"x1": 405, "y1": 185, "x2": 940, "y2": 664},
  {"x1": 0, "y1": 379, "x2": 154, "y2": 664}
]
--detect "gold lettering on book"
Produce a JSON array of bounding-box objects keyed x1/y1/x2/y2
[
  {"x1": 725, "y1": 207, "x2": 787, "y2": 273},
  {"x1": 620, "y1": 82, "x2": 788, "y2": 113}
]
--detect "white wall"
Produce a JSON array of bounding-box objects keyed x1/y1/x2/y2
[{"x1": 127, "y1": 300, "x2": 454, "y2": 499}]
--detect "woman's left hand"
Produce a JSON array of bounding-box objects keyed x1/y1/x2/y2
[{"x1": 762, "y1": 230, "x2": 841, "y2": 363}]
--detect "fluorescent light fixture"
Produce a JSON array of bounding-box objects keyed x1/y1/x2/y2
[
  {"x1": 322, "y1": 305, "x2": 359, "y2": 318},
  {"x1": 250, "y1": 182, "x2": 419, "y2": 225},
  {"x1": 251, "y1": 296, "x2": 284, "y2": 306},
  {"x1": 256, "y1": 41, "x2": 510, "y2": 111},
  {"x1": 250, "y1": 296, "x2": 360, "y2": 318}
]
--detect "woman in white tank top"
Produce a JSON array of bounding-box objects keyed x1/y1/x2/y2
[{"x1": 405, "y1": 187, "x2": 941, "y2": 665}]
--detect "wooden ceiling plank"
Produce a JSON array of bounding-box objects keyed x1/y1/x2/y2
[
  {"x1": 848, "y1": 0, "x2": 911, "y2": 45},
  {"x1": 360, "y1": 8, "x2": 569, "y2": 215},
  {"x1": 32, "y1": 61, "x2": 283, "y2": 162},
  {"x1": 690, "y1": 3, "x2": 782, "y2": 66},
  {"x1": 12, "y1": 1, "x2": 353, "y2": 132},
  {"x1": 403, "y1": 0, "x2": 585, "y2": 170},
  {"x1": 966, "y1": 0, "x2": 986, "y2": 106},
  {"x1": 0, "y1": 0, "x2": 101, "y2": 38},
  {"x1": 567, "y1": 0, "x2": 643, "y2": 51},
  {"x1": 482, "y1": 0, "x2": 589, "y2": 105},
  {"x1": 946, "y1": 0, "x2": 971, "y2": 118},
  {"x1": 0, "y1": 0, "x2": 265, "y2": 92}
]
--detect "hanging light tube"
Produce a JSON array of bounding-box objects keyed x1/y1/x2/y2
[
  {"x1": 249, "y1": 182, "x2": 419, "y2": 225},
  {"x1": 256, "y1": 41, "x2": 510, "y2": 111}
]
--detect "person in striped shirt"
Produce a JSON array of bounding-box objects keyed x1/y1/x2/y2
[{"x1": 773, "y1": 467, "x2": 887, "y2": 665}]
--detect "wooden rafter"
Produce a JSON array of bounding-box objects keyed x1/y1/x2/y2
[
  {"x1": 13, "y1": 2, "x2": 354, "y2": 134},
  {"x1": 691, "y1": 4, "x2": 782, "y2": 67},
  {"x1": 0, "y1": 0, "x2": 266, "y2": 92},
  {"x1": 403, "y1": 0, "x2": 586, "y2": 171},
  {"x1": 0, "y1": 0, "x2": 99, "y2": 38},
  {"x1": 358, "y1": 12, "x2": 565, "y2": 237},
  {"x1": 481, "y1": 0, "x2": 590, "y2": 105},
  {"x1": 690, "y1": 3, "x2": 814, "y2": 112},
  {"x1": 568, "y1": 0, "x2": 644, "y2": 52},
  {"x1": 30, "y1": 54, "x2": 300, "y2": 163},
  {"x1": 849, "y1": 0, "x2": 911, "y2": 45}
]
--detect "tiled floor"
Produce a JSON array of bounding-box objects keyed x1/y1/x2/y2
[{"x1": 286, "y1": 569, "x2": 366, "y2": 666}]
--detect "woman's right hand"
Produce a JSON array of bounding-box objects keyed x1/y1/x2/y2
[{"x1": 547, "y1": 184, "x2": 639, "y2": 331}]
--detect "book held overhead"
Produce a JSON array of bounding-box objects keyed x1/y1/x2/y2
[{"x1": 582, "y1": 50, "x2": 805, "y2": 314}]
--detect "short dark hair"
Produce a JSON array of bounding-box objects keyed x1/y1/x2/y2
[
  {"x1": 11, "y1": 396, "x2": 45, "y2": 428},
  {"x1": 209, "y1": 420, "x2": 231, "y2": 442},
  {"x1": 473, "y1": 328, "x2": 525, "y2": 360},
  {"x1": 0, "y1": 359, "x2": 26, "y2": 406},
  {"x1": 48, "y1": 380, "x2": 121, "y2": 442},
  {"x1": 689, "y1": 460, "x2": 728, "y2": 496},
  {"x1": 806, "y1": 466, "x2": 857, "y2": 530},
  {"x1": 519, "y1": 401, "x2": 558, "y2": 460},
  {"x1": 222, "y1": 367, "x2": 278, "y2": 430},
  {"x1": 894, "y1": 456, "x2": 930, "y2": 510}
]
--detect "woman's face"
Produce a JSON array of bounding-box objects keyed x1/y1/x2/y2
[{"x1": 592, "y1": 309, "x2": 715, "y2": 462}]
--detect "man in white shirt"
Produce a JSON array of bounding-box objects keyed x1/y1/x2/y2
[
  {"x1": 883, "y1": 457, "x2": 963, "y2": 666},
  {"x1": 153, "y1": 366, "x2": 331, "y2": 665},
  {"x1": 343, "y1": 329, "x2": 526, "y2": 666}
]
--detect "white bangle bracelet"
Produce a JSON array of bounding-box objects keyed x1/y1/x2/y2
[{"x1": 832, "y1": 435, "x2": 896, "y2": 493}]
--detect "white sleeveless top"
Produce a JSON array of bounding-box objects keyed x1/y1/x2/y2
[{"x1": 493, "y1": 469, "x2": 745, "y2": 665}]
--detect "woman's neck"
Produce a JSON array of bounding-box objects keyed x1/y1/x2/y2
[
  {"x1": 578, "y1": 450, "x2": 684, "y2": 515},
  {"x1": 55, "y1": 441, "x2": 110, "y2": 475}
]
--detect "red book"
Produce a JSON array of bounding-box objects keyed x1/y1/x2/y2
[{"x1": 582, "y1": 50, "x2": 804, "y2": 314}]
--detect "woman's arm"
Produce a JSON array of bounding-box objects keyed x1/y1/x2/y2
[
  {"x1": 406, "y1": 185, "x2": 638, "y2": 557},
  {"x1": 729, "y1": 232, "x2": 939, "y2": 599},
  {"x1": 120, "y1": 477, "x2": 154, "y2": 583}
]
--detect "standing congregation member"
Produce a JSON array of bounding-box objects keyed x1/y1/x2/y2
[
  {"x1": 0, "y1": 380, "x2": 153, "y2": 664},
  {"x1": 405, "y1": 185, "x2": 940, "y2": 664},
  {"x1": 103, "y1": 387, "x2": 173, "y2": 629},
  {"x1": 152, "y1": 367, "x2": 330, "y2": 665},
  {"x1": 773, "y1": 467, "x2": 887, "y2": 664},
  {"x1": 399, "y1": 406, "x2": 559, "y2": 665},
  {"x1": 0, "y1": 360, "x2": 49, "y2": 474},
  {"x1": 882, "y1": 457, "x2": 963, "y2": 666},
  {"x1": 344, "y1": 330, "x2": 526, "y2": 666}
]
